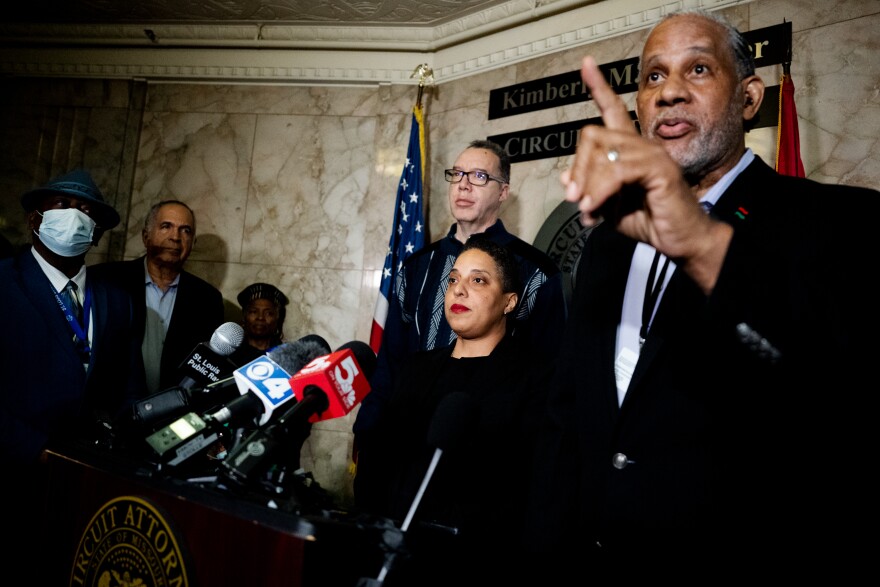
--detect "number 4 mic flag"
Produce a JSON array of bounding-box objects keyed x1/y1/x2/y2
[
  {"x1": 370, "y1": 105, "x2": 426, "y2": 354},
  {"x1": 775, "y1": 69, "x2": 805, "y2": 178}
]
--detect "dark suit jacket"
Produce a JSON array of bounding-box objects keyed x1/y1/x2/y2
[
  {"x1": 92, "y1": 256, "x2": 224, "y2": 394},
  {"x1": 530, "y1": 157, "x2": 879, "y2": 574},
  {"x1": 0, "y1": 247, "x2": 145, "y2": 465}
]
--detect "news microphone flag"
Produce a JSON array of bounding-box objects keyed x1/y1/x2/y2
[
  {"x1": 775, "y1": 70, "x2": 805, "y2": 178},
  {"x1": 288, "y1": 347, "x2": 372, "y2": 423},
  {"x1": 370, "y1": 105, "x2": 426, "y2": 354},
  {"x1": 231, "y1": 354, "x2": 295, "y2": 426}
]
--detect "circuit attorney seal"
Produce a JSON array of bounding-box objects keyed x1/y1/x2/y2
[
  {"x1": 69, "y1": 495, "x2": 192, "y2": 587},
  {"x1": 533, "y1": 200, "x2": 597, "y2": 311}
]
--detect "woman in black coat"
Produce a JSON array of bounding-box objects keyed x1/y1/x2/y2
[{"x1": 354, "y1": 236, "x2": 550, "y2": 586}]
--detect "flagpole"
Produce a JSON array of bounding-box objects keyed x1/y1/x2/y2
[
  {"x1": 356, "y1": 64, "x2": 435, "y2": 477},
  {"x1": 782, "y1": 18, "x2": 792, "y2": 76}
]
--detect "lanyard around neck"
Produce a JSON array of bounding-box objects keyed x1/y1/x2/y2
[
  {"x1": 52, "y1": 284, "x2": 92, "y2": 354},
  {"x1": 639, "y1": 250, "x2": 670, "y2": 348}
]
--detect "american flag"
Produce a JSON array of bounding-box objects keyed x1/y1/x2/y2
[{"x1": 370, "y1": 105, "x2": 426, "y2": 353}]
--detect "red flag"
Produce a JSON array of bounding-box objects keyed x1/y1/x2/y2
[{"x1": 775, "y1": 71, "x2": 805, "y2": 178}]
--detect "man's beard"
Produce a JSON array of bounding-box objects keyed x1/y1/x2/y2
[{"x1": 648, "y1": 98, "x2": 743, "y2": 182}]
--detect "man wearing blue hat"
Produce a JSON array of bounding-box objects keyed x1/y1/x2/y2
[{"x1": 0, "y1": 169, "x2": 146, "y2": 566}]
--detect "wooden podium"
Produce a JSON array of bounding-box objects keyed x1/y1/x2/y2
[{"x1": 39, "y1": 441, "x2": 388, "y2": 586}]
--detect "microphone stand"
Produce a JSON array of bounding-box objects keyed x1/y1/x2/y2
[{"x1": 357, "y1": 447, "x2": 443, "y2": 586}]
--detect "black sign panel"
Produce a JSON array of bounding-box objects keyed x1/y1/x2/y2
[
  {"x1": 753, "y1": 84, "x2": 780, "y2": 131},
  {"x1": 490, "y1": 83, "x2": 778, "y2": 164},
  {"x1": 745, "y1": 21, "x2": 792, "y2": 69},
  {"x1": 488, "y1": 111, "x2": 638, "y2": 164},
  {"x1": 489, "y1": 57, "x2": 639, "y2": 120}
]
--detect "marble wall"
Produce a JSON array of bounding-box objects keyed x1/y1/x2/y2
[{"x1": 0, "y1": 0, "x2": 877, "y2": 504}]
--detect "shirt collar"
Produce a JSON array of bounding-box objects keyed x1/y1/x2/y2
[
  {"x1": 447, "y1": 218, "x2": 505, "y2": 239},
  {"x1": 142, "y1": 256, "x2": 181, "y2": 288},
  {"x1": 31, "y1": 246, "x2": 87, "y2": 293},
  {"x1": 700, "y1": 148, "x2": 755, "y2": 209}
]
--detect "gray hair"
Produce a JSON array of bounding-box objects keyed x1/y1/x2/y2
[{"x1": 144, "y1": 200, "x2": 196, "y2": 233}]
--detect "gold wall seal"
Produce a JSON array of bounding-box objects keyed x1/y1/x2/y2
[{"x1": 69, "y1": 495, "x2": 192, "y2": 587}]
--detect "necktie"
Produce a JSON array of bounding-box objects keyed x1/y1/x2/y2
[
  {"x1": 62, "y1": 280, "x2": 83, "y2": 324},
  {"x1": 639, "y1": 250, "x2": 670, "y2": 347},
  {"x1": 641, "y1": 202, "x2": 712, "y2": 341}
]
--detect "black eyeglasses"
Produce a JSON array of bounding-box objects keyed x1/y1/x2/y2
[{"x1": 444, "y1": 169, "x2": 507, "y2": 187}]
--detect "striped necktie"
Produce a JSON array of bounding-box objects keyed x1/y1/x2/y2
[{"x1": 62, "y1": 280, "x2": 82, "y2": 324}]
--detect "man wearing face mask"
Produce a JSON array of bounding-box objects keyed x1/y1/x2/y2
[{"x1": 0, "y1": 169, "x2": 146, "y2": 564}]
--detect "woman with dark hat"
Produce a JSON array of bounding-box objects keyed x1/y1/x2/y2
[{"x1": 230, "y1": 282, "x2": 290, "y2": 366}]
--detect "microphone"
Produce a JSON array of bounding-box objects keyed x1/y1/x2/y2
[
  {"x1": 125, "y1": 375, "x2": 241, "y2": 433},
  {"x1": 125, "y1": 324, "x2": 293, "y2": 432},
  {"x1": 368, "y1": 392, "x2": 477, "y2": 586},
  {"x1": 404, "y1": 391, "x2": 477, "y2": 531},
  {"x1": 143, "y1": 335, "x2": 330, "y2": 468},
  {"x1": 288, "y1": 340, "x2": 377, "y2": 423},
  {"x1": 176, "y1": 322, "x2": 245, "y2": 390},
  {"x1": 208, "y1": 335, "x2": 332, "y2": 427},
  {"x1": 219, "y1": 341, "x2": 376, "y2": 486}
]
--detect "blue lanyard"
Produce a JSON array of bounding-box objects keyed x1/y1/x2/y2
[{"x1": 53, "y1": 284, "x2": 92, "y2": 356}]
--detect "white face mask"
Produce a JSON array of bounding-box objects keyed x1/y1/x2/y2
[{"x1": 35, "y1": 208, "x2": 96, "y2": 257}]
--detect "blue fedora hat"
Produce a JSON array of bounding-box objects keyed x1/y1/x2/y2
[{"x1": 20, "y1": 169, "x2": 121, "y2": 229}]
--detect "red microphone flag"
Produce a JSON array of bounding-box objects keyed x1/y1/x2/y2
[{"x1": 288, "y1": 348, "x2": 371, "y2": 423}]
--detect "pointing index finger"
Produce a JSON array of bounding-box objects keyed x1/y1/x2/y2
[{"x1": 581, "y1": 56, "x2": 637, "y2": 134}]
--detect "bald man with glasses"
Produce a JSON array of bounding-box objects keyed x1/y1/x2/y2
[{"x1": 353, "y1": 139, "x2": 567, "y2": 478}]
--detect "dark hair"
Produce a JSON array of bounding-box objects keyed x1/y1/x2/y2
[
  {"x1": 144, "y1": 200, "x2": 197, "y2": 234},
  {"x1": 467, "y1": 139, "x2": 510, "y2": 184},
  {"x1": 460, "y1": 236, "x2": 519, "y2": 295},
  {"x1": 660, "y1": 9, "x2": 755, "y2": 79}
]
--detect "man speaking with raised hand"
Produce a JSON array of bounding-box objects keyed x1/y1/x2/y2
[{"x1": 529, "y1": 8, "x2": 880, "y2": 579}]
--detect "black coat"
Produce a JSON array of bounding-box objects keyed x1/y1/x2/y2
[
  {"x1": 91, "y1": 256, "x2": 224, "y2": 394},
  {"x1": 0, "y1": 248, "x2": 144, "y2": 465},
  {"x1": 355, "y1": 335, "x2": 550, "y2": 586},
  {"x1": 529, "y1": 156, "x2": 880, "y2": 576}
]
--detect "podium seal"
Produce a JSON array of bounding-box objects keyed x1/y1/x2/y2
[{"x1": 69, "y1": 495, "x2": 192, "y2": 586}]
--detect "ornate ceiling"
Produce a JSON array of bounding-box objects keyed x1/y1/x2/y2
[
  {"x1": 8, "y1": 1, "x2": 520, "y2": 26},
  {"x1": 0, "y1": 1, "x2": 747, "y2": 86},
  {"x1": 2, "y1": 0, "x2": 603, "y2": 50}
]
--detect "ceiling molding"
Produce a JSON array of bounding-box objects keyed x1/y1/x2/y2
[
  {"x1": 0, "y1": 0, "x2": 756, "y2": 86},
  {"x1": 0, "y1": 1, "x2": 599, "y2": 50}
]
